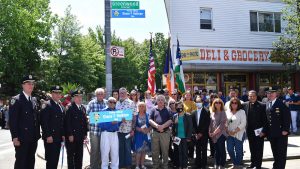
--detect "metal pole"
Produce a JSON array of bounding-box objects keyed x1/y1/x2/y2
[{"x1": 105, "y1": 0, "x2": 112, "y2": 97}]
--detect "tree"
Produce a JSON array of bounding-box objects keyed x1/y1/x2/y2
[
  {"x1": 271, "y1": 0, "x2": 300, "y2": 69},
  {"x1": 0, "y1": 0, "x2": 55, "y2": 96},
  {"x1": 41, "y1": 6, "x2": 105, "y2": 93}
]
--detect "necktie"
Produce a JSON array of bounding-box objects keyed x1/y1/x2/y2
[
  {"x1": 28, "y1": 96, "x2": 31, "y2": 102},
  {"x1": 269, "y1": 101, "x2": 272, "y2": 109}
]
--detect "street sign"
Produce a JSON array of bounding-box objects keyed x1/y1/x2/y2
[
  {"x1": 110, "y1": 46, "x2": 125, "y2": 58},
  {"x1": 111, "y1": 1, "x2": 139, "y2": 9},
  {"x1": 111, "y1": 9, "x2": 145, "y2": 18}
]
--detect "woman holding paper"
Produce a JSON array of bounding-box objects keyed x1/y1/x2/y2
[
  {"x1": 172, "y1": 101, "x2": 193, "y2": 169},
  {"x1": 225, "y1": 98, "x2": 246, "y2": 169},
  {"x1": 134, "y1": 102, "x2": 152, "y2": 169}
]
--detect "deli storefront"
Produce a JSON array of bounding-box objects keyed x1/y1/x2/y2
[{"x1": 180, "y1": 47, "x2": 300, "y2": 95}]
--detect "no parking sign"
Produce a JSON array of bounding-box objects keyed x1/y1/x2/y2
[{"x1": 110, "y1": 46, "x2": 125, "y2": 58}]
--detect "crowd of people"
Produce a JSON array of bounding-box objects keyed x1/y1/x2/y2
[{"x1": 6, "y1": 74, "x2": 300, "y2": 169}]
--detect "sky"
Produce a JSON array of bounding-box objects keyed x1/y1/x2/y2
[{"x1": 49, "y1": 0, "x2": 169, "y2": 42}]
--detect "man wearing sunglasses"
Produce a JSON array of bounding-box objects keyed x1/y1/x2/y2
[{"x1": 99, "y1": 97, "x2": 120, "y2": 169}]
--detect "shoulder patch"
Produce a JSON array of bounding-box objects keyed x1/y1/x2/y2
[
  {"x1": 42, "y1": 103, "x2": 47, "y2": 109},
  {"x1": 10, "y1": 99, "x2": 16, "y2": 105}
]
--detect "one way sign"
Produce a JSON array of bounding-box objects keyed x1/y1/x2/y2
[{"x1": 110, "y1": 46, "x2": 125, "y2": 58}]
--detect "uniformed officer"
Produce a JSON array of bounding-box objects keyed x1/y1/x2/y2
[
  {"x1": 65, "y1": 89, "x2": 88, "y2": 169},
  {"x1": 40, "y1": 85, "x2": 65, "y2": 169},
  {"x1": 9, "y1": 75, "x2": 40, "y2": 169},
  {"x1": 263, "y1": 86, "x2": 291, "y2": 169}
]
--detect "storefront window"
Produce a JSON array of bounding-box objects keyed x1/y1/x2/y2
[
  {"x1": 224, "y1": 74, "x2": 246, "y2": 82},
  {"x1": 259, "y1": 73, "x2": 292, "y2": 89},
  {"x1": 194, "y1": 73, "x2": 205, "y2": 84},
  {"x1": 185, "y1": 72, "x2": 217, "y2": 93}
]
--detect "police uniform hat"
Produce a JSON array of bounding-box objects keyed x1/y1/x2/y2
[
  {"x1": 71, "y1": 89, "x2": 84, "y2": 97},
  {"x1": 50, "y1": 86, "x2": 63, "y2": 93},
  {"x1": 287, "y1": 87, "x2": 293, "y2": 90},
  {"x1": 156, "y1": 89, "x2": 164, "y2": 95},
  {"x1": 22, "y1": 75, "x2": 35, "y2": 84},
  {"x1": 266, "y1": 86, "x2": 278, "y2": 93}
]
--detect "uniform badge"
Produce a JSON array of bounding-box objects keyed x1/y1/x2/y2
[
  {"x1": 10, "y1": 99, "x2": 16, "y2": 105},
  {"x1": 29, "y1": 75, "x2": 32, "y2": 79},
  {"x1": 56, "y1": 86, "x2": 59, "y2": 89},
  {"x1": 78, "y1": 90, "x2": 81, "y2": 94},
  {"x1": 42, "y1": 104, "x2": 46, "y2": 109}
]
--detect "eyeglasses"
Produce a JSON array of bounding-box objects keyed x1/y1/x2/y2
[
  {"x1": 109, "y1": 101, "x2": 116, "y2": 104},
  {"x1": 231, "y1": 102, "x2": 238, "y2": 105},
  {"x1": 215, "y1": 102, "x2": 221, "y2": 104}
]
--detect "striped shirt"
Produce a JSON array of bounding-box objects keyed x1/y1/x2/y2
[{"x1": 87, "y1": 98, "x2": 107, "y2": 136}]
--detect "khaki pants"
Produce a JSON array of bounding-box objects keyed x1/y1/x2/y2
[
  {"x1": 151, "y1": 130, "x2": 171, "y2": 169},
  {"x1": 90, "y1": 134, "x2": 101, "y2": 169}
]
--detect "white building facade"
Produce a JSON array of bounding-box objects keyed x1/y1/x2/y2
[{"x1": 165, "y1": 0, "x2": 298, "y2": 95}]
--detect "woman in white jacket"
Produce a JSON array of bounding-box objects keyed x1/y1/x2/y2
[{"x1": 226, "y1": 97, "x2": 247, "y2": 169}]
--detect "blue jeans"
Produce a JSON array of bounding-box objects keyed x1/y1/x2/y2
[
  {"x1": 215, "y1": 135, "x2": 226, "y2": 166},
  {"x1": 118, "y1": 132, "x2": 132, "y2": 168},
  {"x1": 226, "y1": 136, "x2": 243, "y2": 165}
]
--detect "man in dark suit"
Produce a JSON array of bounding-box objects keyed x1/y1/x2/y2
[
  {"x1": 191, "y1": 97, "x2": 210, "y2": 169},
  {"x1": 243, "y1": 90, "x2": 267, "y2": 169},
  {"x1": 65, "y1": 89, "x2": 88, "y2": 169},
  {"x1": 40, "y1": 86, "x2": 65, "y2": 169},
  {"x1": 264, "y1": 87, "x2": 291, "y2": 169},
  {"x1": 9, "y1": 75, "x2": 40, "y2": 169}
]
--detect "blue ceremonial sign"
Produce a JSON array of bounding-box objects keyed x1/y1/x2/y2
[
  {"x1": 89, "y1": 109, "x2": 133, "y2": 124},
  {"x1": 111, "y1": 9, "x2": 145, "y2": 18}
]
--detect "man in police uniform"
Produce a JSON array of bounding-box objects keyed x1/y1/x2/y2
[
  {"x1": 9, "y1": 75, "x2": 40, "y2": 169},
  {"x1": 65, "y1": 89, "x2": 88, "y2": 169},
  {"x1": 40, "y1": 86, "x2": 65, "y2": 169},
  {"x1": 263, "y1": 86, "x2": 291, "y2": 169}
]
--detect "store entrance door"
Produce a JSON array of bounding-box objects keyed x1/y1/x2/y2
[{"x1": 225, "y1": 82, "x2": 247, "y2": 97}]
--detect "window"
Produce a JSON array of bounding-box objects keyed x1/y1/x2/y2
[
  {"x1": 250, "y1": 11, "x2": 281, "y2": 33},
  {"x1": 200, "y1": 8, "x2": 212, "y2": 29}
]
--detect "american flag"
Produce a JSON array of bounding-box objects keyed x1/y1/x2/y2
[{"x1": 147, "y1": 36, "x2": 156, "y2": 95}]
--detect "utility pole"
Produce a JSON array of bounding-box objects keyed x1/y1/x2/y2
[{"x1": 105, "y1": 0, "x2": 112, "y2": 97}]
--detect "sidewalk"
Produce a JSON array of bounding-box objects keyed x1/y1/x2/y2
[{"x1": 34, "y1": 135, "x2": 300, "y2": 169}]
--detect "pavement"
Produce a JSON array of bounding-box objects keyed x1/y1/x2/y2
[{"x1": 1, "y1": 129, "x2": 300, "y2": 169}]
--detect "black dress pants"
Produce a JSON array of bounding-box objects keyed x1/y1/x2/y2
[
  {"x1": 195, "y1": 136, "x2": 208, "y2": 168},
  {"x1": 66, "y1": 140, "x2": 84, "y2": 169},
  {"x1": 248, "y1": 133, "x2": 264, "y2": 169},
  {"x1": 44, "y1": 141, "x2": 62, "y2": 169},
  {"x1": 14, "y1": 141, "x2": 38, "y2": 169},
  {"x1": 269, "y1": 136, "x2": 288, "y2": 169}
]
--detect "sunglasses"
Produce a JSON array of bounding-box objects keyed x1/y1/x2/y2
[
  {"x1": 109, "y1": 101, "x2": 116, "y2": 104},
  {"x1": 231, "y1": 102, "x2": 238, "y2": 105}
]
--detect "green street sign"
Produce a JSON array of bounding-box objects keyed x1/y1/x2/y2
[{"x1": 111, "y1": 1, "x2": 140, "y2": 9}]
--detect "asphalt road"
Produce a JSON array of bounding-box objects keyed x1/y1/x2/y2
[{"x1": 1, "y1": 129, "x2": 300, "y2": 169}]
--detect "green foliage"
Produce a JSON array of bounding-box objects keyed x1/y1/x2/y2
[
  {"x1": 0, "y1": 2, "x2": 169, "y2": 97},
  {"x1": 271, "y1": 0, "x2": 300, "y2": 67},
  {"x1": 0, "y1": 0, "x2": 55, "y2": 95},
  {"x1": 61, "y1": 82, "x2": 80, "y2": 95},
  {"x1": 40, "y1": 6, "x2": 105, "y2": 93},
  {"x1": 111, "y1": 33, "x2": 168, "y2": 91}
]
